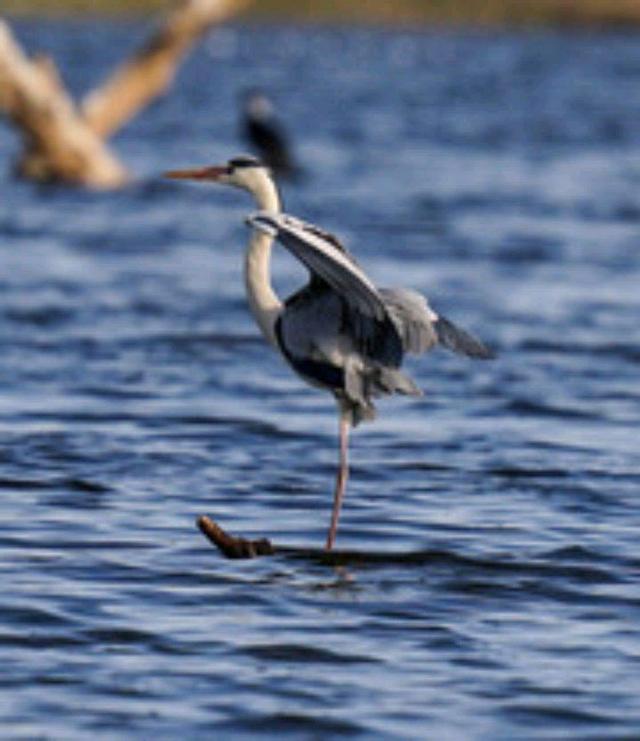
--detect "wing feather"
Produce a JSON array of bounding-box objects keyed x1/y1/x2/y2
[
  {"x1": 247, "y1": 211, "x2": 387, "y2": 321},
  {"x1": 247, "y1": 211, "x2": 493, "y2": 365},
  {"x1": 248, "y1": 211, "x2": 403, "y2": 366},
  {"x1": 434, "y1": 315, "x2": 495, "y2": 359},
  {"x1": 379, "y1": 288, "x2": 439, "y2": 354},
  {"x1": 379, "y1": 288, "x2": 494, "y2": 359}
]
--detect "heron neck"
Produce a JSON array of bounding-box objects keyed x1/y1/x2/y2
[
  {"x1": 250, "y1": 171, "x2": 281, "y2": 212},
  {"x1": 244, "y1": 175, "x2": 282, "y2": 348}
]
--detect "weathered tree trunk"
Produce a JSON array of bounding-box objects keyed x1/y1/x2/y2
[{"x1": 0, "y1": 0, "x2": 250, "y2": 189}]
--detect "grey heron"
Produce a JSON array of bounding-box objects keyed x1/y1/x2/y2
[{"x1": 165, "y1": 155, "x2": 494, "y2": 551}]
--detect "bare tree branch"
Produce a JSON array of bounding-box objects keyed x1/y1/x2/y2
[
  {"x1": 0, "y1": 0, "x2": 250, "y2": 188},
  {"x1": 197, "y1": 515, "x2": 276, "y2": 558},
  {"x1": 196, "y1": 515, "x2": 448, "y2": 566},
  {"x1": 0, "y1": 19, "x2": 127, "y2": 188},
  {"x1": 82, "y1": 0, "x2": 251, "y2": 139}
]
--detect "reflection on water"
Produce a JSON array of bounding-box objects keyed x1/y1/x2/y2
[{"x1": 1, "y1": 21, "x2": 639, "y2": 739}]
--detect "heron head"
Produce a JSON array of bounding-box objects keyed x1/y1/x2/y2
[{"x1": 164, "y1": 155, "x2": 270, "y2": 193}]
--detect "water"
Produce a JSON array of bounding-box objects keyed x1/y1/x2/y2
[{"x1": 1, "y1": 20, "x2": 639, "y2": 739}]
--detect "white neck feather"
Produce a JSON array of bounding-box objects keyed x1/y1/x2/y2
[{"x1": 243, "y1": 172, "x2": 282, "y2": 348}]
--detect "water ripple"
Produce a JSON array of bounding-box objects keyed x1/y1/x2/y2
[{"x1": 1, "y1": 21, "x2": 639, "y2": 741}]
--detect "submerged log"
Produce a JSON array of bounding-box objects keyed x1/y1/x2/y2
[
  {"x1": 197, "y1": 515, "x2": 276, "y2": 558},
  {"x1": 0, "y1": 0, "x2": 250, "y2": 188},
  {"x1": 197, "y1": 515, "x2": 455, "y2": 566}
]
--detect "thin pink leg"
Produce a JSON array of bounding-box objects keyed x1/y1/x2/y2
[{"x1": 325, "y1": 410, "x2": 350, "y2": 551}]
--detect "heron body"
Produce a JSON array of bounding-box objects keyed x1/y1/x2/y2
[{"x1": 166, "y1": 156, "x2": 493, "y2": 550}]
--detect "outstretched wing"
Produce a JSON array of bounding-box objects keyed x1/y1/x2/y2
[
  {"x1": 434, "y1": 315, "x2": 495, "y2": 359},
  {"x1": 380, "y1": 288, "x2": 494, "y2": 359},
  {"x1": 247, "y1": 211, "x2": 493, "y2": 363},
  {"x1": 247, "y1": 211, "x2": 387, "y2": 321},
  {"x1": 379, "y1": 288, "x2": 439, "y2": 354},
  {"x1": 247, "y1": 211, "x2": 403, "y2": 366}
]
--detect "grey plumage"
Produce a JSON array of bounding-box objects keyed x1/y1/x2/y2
[
  {"x1": 249, "y1": 210, "x2": 493, "y2": 426},
  {"x1": 380, "y1": 287, "x2": 494, "y2": 359},
  {"x1": 434, "y1": 315, "x2": 495, "y2": 359},
  {"x1": 165, "y1": 155, "x2": 495, "y2": 551},
  {"x1": 379, "y1": 287, "x2": 439, "y2": 355},
  {"x1": 249, "y1": 212, "x2": 388, "y2": 321}
]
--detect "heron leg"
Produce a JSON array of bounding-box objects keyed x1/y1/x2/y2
[{"x1": 325, "y1": 409, "x2": 350, "y2": 551}]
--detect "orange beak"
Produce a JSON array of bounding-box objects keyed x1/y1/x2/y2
[{"x1": 164, "y1": 165, "x2": 228, "y2": 181}]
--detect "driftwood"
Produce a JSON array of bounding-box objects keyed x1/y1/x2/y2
[
  {"x1": 198, "y1": 515, "x2": 277, "y2": 558},
  {"x1": 197, "y1": 515, "x2": 457, "y2": 566},
  {"x1": 0, "y1": 0, "x2": 250, "y2": 188}
]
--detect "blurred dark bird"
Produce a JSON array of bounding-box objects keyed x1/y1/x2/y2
[
  {"x1": 165, "y1": 156, "x2": 494, "y2": 550},
  {"x1": 241, "y1": 89, "x2": 297, "y2": 177}
]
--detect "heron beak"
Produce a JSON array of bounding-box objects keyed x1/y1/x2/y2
[{"x1": 164, "y1": 165, "x2": 229, "y2": 181}]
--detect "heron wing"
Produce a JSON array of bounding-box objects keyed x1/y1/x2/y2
[
  {"x1": 379, "y1": 288, "x2": 439, "y2": 354},
  {"x1": 247, "y1": 211, "x2": 387, "y2": 322},
  {"x1": 281, "y1": 278, "x2": 402, "y2": 366},
  {"x1": 434, "y1": 315, "x2": 495, "y2": 359},
  {"x1": 379, "y1": 288, "x2": 494, "y2": 359},
  {"x1": 248, "y1": 211, "x2": 403, "y2": 366}
]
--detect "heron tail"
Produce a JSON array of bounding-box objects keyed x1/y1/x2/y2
[
  {"x1": 341, "y1": 363, "x2": 422, "y2": 426},
  {"x1": 374, "y1": 367, "x2": 422, "y2": 398},
  {"x1": 339, "y1": 397, "x2": 377, "y2": 427}
]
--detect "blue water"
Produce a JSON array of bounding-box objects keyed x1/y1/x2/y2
[{"x1": 1, "y1": 20, "x2": 639, "y2": 739}]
